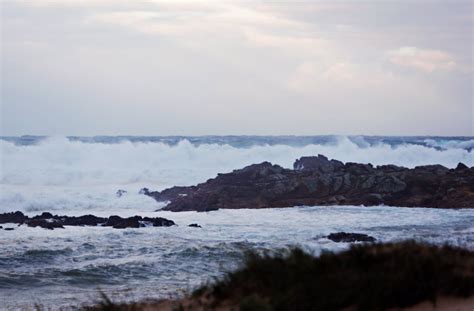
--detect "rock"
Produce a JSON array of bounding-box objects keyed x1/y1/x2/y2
[
  {"x1": 142, "y1": 154, "x2": 473, "y2": 211},
  {"x1": 26, "y1": 219, "x2": 64, "y2": 230},
  {"x1": 377, "y1": 164, "x2": 406, "y2": 172},
  {"x1": 111, "y1": 217, "x2": 141, "y2": 229},
  {"x1": 32, "y1": 212, "x2": 53, "y2": 219},
  {"x1": 61, "y1": 215, "x2": 107, "y2": 226},
  {"x1": 139, "y1": 188, "x2": 150, "y2": 195},
  {"x1": 4, "y1": 227, "x2": 14, "y2": 231},
  {"x1": 104, "y1": 216, "x2": 175, "y2": 229},
  {"x1": 293, "y1": 154, "x2": 343, "y2": 173},
  {"x1": 456, "y1": 163, "x2": 468, "y2": 171},
  {"x1": 188, "y1": 223, "x2": 202, "y2": 228},
  {"x1": 327, "y1": 232, "x2": 376, "y2": 243},
  {"x1": 0, "y1": 211, "x2": 27, "y2": 224},
  {"x1": 104, "y1": 215, "x2": 140, "y2": 229},
  {"x1": 0, "y1": 211, "x2": 175, "y2": 230},
  {"x1": 143, "y1": 217, "x2": 175, "y2": 227},
  {"x1": 116, "y1": 189, "x2": 127, "y2": 197},
  {"x1": 345, "y1": 162, "x2": 374, "y2": 174}
]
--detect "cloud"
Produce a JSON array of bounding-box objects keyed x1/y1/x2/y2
[
  {"x1": 387, "y1": 47, "x2": 457, "y2": 73},
  {"x1": 86, "y1": 2, "x2": 304, "y2": 37},
  {"x1": 1, "y1": 0, "x2": 472, "y2": 135}
]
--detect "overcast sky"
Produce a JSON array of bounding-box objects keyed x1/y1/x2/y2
[{"x1": 1, "y1": 0, "x2": 473, "y2": 136}]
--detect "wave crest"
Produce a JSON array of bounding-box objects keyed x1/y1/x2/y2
[{"x1": 1, "y1": 136, "x2": 472, "y2": 187}]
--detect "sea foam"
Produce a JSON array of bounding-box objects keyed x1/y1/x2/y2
[
  {"x1": 1, "y1": 136, "x2": 472, "y2": 213},
  {"x1": 1, "y1": 136, "x2": 472, "y2": 187}
]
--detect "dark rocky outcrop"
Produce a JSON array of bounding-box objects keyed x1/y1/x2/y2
[
  {"x1": 327, "y1": 232, "x2": 376, "y2": 243},
  {"x1": 188, "y1": 223, "x2": 202, "y2": 228},
  {"x1": 0, "y1": 211, "x2": 28, "y2": 224},
  {"x1": 62, "y1": 215, "x2": 108, "y2": 226},
  {"x1": 141, "y1": 154, "x2": 474, "y2": 211},
  {"x1": 139, "y1": 186, "x2": 196, "y2": 202},
  {"x1": 294, "y1": 154, "x2": 344, "y2": 172},
  {"x1": 142, "y1": 216, "x2": 176, "y2": 227},
  {"x1": 0, "y1": 212, "x2": 175, "y2": 230},
  {"x1": 105, "y1": 215, "x2": 175, "y2": 229},
  {"x1": 106, "y1": 215, "x2": 141, "y2": 229}
]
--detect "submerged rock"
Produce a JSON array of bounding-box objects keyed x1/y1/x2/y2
[
  {"x1": 142, "y1": 154, "x2": 474, "y2": 211},
  {"x1": 116, "y1": 189, "x2": 127, "y2": 197},
  {"x1": 327, "y1": 232, "x2": 376, "y2": 243}
]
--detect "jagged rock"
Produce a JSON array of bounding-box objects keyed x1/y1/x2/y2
[
  {"x1": 141, "y1": 155, "x2": 474, "y2": 211},
  {"x1": 188, "y1": 223, "x2": 202, "y2": 228},
  {"x1": 456, "y1": 163, "x2": 468, "y2": 171},
  {"x1": 327, "y1": 232, "x2": 376, "y2": 243},
  {"x1": 294, "y1": 154, "x2": 343, "y2": 173}
]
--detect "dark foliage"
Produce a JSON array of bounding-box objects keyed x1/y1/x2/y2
[{"x1": 208, "y1": 241, "x2": 474, "y2": 311}]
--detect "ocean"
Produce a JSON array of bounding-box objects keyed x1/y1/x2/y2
[{"x1": 0, "y1": 135, "x2": 473, "y2": 309}]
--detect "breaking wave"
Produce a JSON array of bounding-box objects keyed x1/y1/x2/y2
[{"x1": 1, "y1": 136, "x2": 472, "y2": 187}]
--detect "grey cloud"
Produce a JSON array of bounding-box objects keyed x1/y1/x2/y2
[{"x1": 1, "y1": 0, "x2": 472, "y2": 136}]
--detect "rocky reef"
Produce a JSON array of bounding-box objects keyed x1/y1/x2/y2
[
  {"x1": 143, "y1": 154, "x2": 474, "y2": 211},
  {"x1": 0, "y1": 211, "x2": 175, "y2": 230}
]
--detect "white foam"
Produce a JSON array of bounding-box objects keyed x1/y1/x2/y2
[
  {"x1": 1, "y1": 136, "x2": 472, "y2": 212},
  {"x1": 1, "y1": 136, "x2": 472, "y2": 187}
]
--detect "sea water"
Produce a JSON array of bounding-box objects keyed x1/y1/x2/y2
[{"x1": 0, "y1": 135, "x2": 473, "y2": 309}]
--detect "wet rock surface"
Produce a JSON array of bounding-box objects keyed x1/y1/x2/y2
[
  {"x1": 142, "y1": 154, "x2": 474, "y2": 211},
  {"x1": 327, "y1": 232, "x2": 376, "y2": 243},
  {"x1": 0, "y1": 211, "x2": 175, "y2": 230}
]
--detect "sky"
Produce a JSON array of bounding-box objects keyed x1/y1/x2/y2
[{"x1": 1, "y1": 0, "x2": 473, "y2": 136}]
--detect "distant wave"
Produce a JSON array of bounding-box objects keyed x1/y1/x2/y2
[
  {"x1": 2, "y1": 135, "x2": 473, "y2": 149},
  {"x1": 1, "y1": 135, "x2": 472, "y2": 187}
]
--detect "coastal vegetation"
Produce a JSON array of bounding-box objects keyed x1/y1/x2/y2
[{"x1": 83, "y1": 241, "x2": 474, "y2": 311}]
